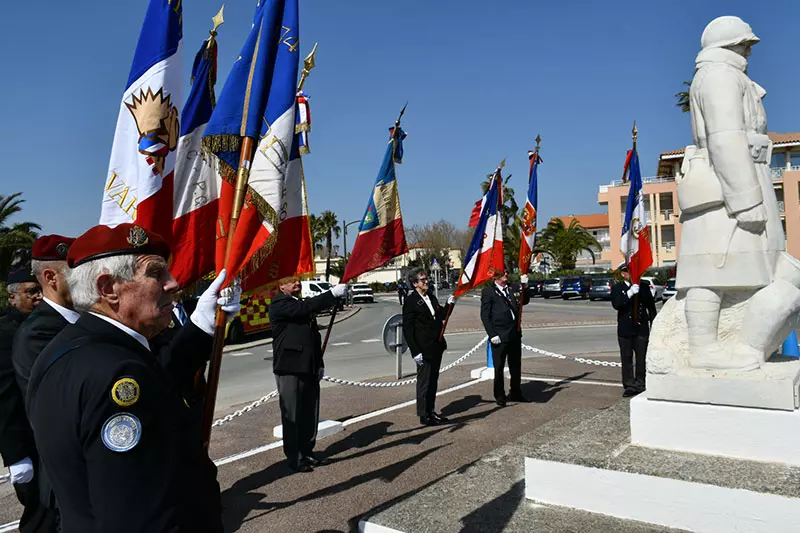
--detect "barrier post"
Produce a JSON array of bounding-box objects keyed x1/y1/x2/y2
[{"x1": 782, "y1": 330, "x2": 800, "y2": 358}]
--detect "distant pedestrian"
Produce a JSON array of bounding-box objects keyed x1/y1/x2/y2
[
  {"x1": 397, "y1": 280, "x2": 408, "y2": 305},
  {"x1": 611, "y1": 262, "x2": 657, "y2": 397}
]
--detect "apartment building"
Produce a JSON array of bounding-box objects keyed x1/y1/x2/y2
[
  {"x1": 598, "y1": 132, "x2": 800, "y2": 268},
  {"x1": 556, "y1": 214, "x2": 614, "y2": 272}
]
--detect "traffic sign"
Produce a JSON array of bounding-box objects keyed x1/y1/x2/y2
[
  {"x1": 382, "y1": 314, "x2": 408, "y2": 356},
  {"x1": 431, "y1": 258, "x2": 441, "y2": 271}
]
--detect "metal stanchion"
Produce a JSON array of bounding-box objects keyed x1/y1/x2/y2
[{"x1": 395, "y1": 322, "x2": 403, "y2": 379}]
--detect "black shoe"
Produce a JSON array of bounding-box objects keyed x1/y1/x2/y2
[
  {"x1": 508, "y1": 393, "x2": 531, "y2": 403},
  {"x1": 302, "y1": 454, "x2": 330, "y2": 467},
  {"x1": 495, "y1": 397, "x2": 507, "y2": 407},
  {"x1": 622, "y1": 389, "x2": 638, "y2": 398},
  {"x1": 420, "y1": 415, "x2": 440, "y2": 426},
  {"x1": 431, "y1": 412, "x2": 449, "y2": 423},
  {"x1": 288, "y1": 460, "x2": 313, "y2": 473}
]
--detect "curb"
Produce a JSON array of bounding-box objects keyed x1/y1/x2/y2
[{"x1": 222, "y1": 306, "x2": 362, "y2": 353}]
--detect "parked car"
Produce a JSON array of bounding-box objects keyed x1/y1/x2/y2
[
  {"x1": 527, "y1": 279, "x2": 544, "y2": 298},
  {"x1": 542, "y1": 278, "x2": 562, "y2": 299},
  {"x1": 663, "y1": 278, "x2": 677, "y2": 300},
  {"x1": 588, "y1": 276, "x2": 613, "y2": 301},
  {"x1": 300, "y1": 280, "x2": 344, "y2": 311},
  {"x1": 640, "y1": 276, "x2": 665, "y2": 301},
  {"x1": 351, "y1": 283, "x2": 375, "y2": 303},
  {"x1": 561, "y1": 276, "x2": 591, "y2": 300}
]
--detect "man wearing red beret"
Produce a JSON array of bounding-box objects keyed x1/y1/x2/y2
[{"x1": 26, "y1": 224, "x2": 240, "y2": 533}]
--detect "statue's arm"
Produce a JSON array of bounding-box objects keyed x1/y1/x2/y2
[{"x1": 698, "y1": 69, "x2": 763, "y2": 214}]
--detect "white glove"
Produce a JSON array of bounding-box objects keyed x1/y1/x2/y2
[
  {"x1": 191, "y1": 269, "x2": 242, "y2": 335},
  {"x1": 626, "y1": 284, "x2": 640, "y2": 298},
  {"x1": 490, "y1": 336, "x2": 502, "y2": 345},
  {"x1": 520, "y1": 275, "x2": 529, "y2": 285},
  {"x1": 413, "y1": 354, "x2": 423, "y2": 366},
  {"x1": 735, "y1": 204, "x2": 767, "y2": 234},
  {"x1": 9, "y1": 457, "x2": 33, "y2": 485},
  {"x1": 331, "y1": 284, "x2": 348, "y2": 298},
  {"x1": 446, "y1": 295, "x2": 455, "y2": 305},
  {"x1": 318, "y1": 367, "x2": 325, "y2": 381}
]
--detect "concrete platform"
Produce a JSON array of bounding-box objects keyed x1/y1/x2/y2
[{"x1": 525, "y1": 399, "x2": 800, "y2": 532}]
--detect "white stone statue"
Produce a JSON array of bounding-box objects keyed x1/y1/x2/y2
[{"x1": 651, "y1": 16, "x2": 800, "y2": 376}]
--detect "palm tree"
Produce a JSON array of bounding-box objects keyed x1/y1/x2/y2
[
  {"x1": 533, "y1": 218, "x2": 601, "y2": 271},
  {"x1": 317, "y1": 210, "x2": 340, "y2": 281},
  {"x1": 0, "y1": 193, "x2": 41, "y2": 280},
  {"x1": 675, "y1": 81, "x2": 691, "y2": 113}
]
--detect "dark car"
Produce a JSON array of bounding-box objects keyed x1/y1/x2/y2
[
  {"x1": 588, "y1": 276, "x2": 613, "y2": 301},
  {"x1": 561, "y1": 276, "x2": 590, "y2": 300},
  {"x1": 527, "y1": 279, "x2": 543, "y2": 297},
  {"x1": 542, "y1": 278, "x2": 562, "y2": 299}
]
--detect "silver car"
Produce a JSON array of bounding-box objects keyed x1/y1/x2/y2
[{"x1": 542, "y1": 278, "x2": 562, "y2": 299}]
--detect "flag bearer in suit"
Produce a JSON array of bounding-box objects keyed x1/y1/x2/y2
[
  {"x1": 480, "y1": 269, "x2": 531, "y2": 406},
  {"x1": 403, "y1": 268, "x2": 455, "y2": 426}
]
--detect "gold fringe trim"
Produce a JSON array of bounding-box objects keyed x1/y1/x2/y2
[
  {"x1": 299, "y1": 145, "x2": 310, "y2": 156},
  {"x1": 201, "y1": 134, "x2": 242, "y2": 155},
  {"x1": 295, "y1": 123, "x2": 311, "y2": 134}
]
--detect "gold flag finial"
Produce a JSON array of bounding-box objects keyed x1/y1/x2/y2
[
  {"x1": 498, "y1": 158, "x2": 507, "y2": 171},
  {"x1": 297, "y1": 43, "x2": 318, "y2": 91},
  {"x1": 535, "y1": 134, "x2": 542, "y2": 152},
  {"x1": 632, "y1": 120, "x2": 638, "y2": 144},
  {"x1": 395, "y1": 102, "x2": 408, "y2": 127},
  {"x1": 207, "y1": 5, "x2": 224, "y2": 48}
]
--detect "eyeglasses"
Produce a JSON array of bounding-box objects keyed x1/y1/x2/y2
[
  {"x1": 23, "y1": 287, "x2": 42, "y2": 297},
  {"x1": 416, "y1": 278, "x2": 429, "y2": 283}
]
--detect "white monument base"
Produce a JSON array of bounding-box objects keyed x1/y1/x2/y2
[
  {"x1": 273, "y1": 419, "x2": 344, "y2": 440},
  {"x1": 525, "y1": 457, "x2": 800, "y2": 533},
  {"x1": 469, "y1": 367, "x2": 510, "y2": 380},
  {"x1": 630, "y1": 394, "x2": 800, "y2": 465}
]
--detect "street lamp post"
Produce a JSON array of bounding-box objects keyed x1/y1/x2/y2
[{"x1": 341, "y1": 217, "x2": 361, "y2": 261}]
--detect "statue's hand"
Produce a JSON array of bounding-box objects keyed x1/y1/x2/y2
[{"x1": 735, "y1": 204, "x2": 767, "y2": 234}]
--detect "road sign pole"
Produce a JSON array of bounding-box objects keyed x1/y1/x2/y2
[{"x1": 395, "y1": 322, "x2": 403, "y2": 379}]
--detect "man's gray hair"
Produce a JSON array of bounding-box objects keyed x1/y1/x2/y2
[
  {"x1": 6, "y1": 283, "x2": 21, "y2": 295},
  {"x1": 68, "y1": 255, "x2": 137, "y2": 312},
  {"x1": 31, "y1": 259, "x2": 68, "y2": 280},
  {"x1": 409, "y1": 268, "x2": 427, "y2": 284}
]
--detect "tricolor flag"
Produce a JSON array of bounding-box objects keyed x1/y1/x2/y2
[
  {"x1": 242, "y1": 91, "x2": 314, "y2": 292},
  {"x1": 455, "y1": 167, "x2": 504, "y2": 297},
  {"x1": 170, "y1": 27, "x2": 221, "y2": 288},
  {"x1": 203, "y1": 0, "x2": 300, "y2": 285},
  {"x1": 519, "y1": 150, "x2": 541, "y2": 275},
  {"x1": 620, "y1": 144, "x2": 653, "y2": 282},
  {"x1": 341, "y1": 124, "x2": 409, "y2": 283},
  {"x1": 100, "y1": 0, "x2": 183, "y2": 242}
]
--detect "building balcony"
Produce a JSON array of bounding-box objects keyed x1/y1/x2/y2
[
  {"x1": 778, "y1": 200, "x2": 785, "y2": 214},
  {"x1": 771, "y1": 166, "x2": 800, "y2": 179}
]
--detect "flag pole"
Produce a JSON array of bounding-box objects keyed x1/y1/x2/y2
[
  {"x1": 517, "y1": 135, "x2": 540, "y2": 332},
  {"x1": 630, "y1": 121, "x2": 641, "y2": 325},
  {"x1": 440, "y1": 159, "x2": 505, "y2": 340}
]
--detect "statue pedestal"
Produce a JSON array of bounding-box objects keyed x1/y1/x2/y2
[{"x1": 647, "y1": 356, "x2": 800, "y2": 411}]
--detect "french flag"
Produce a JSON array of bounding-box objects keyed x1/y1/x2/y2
[
  {"x1": 621, "y1": 145, "x2": 653, "y2": 282},
  {"x1": 99, "y1": 0, "x2": 183, "y2": 244},
  {"x1": 455, "y1": 167, "x2": 505, "y2": 297}
]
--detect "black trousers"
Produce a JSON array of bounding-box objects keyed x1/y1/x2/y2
[
  {"x1": 491, "y1": 338, "x2": 522, "y2": 400},
  {"x1": 14, "y1": 475, "x2": 59, "y2": 533},
  {"x1": 618, "y1": 335, "x2": 648, "y2": 391},
  {"x1": 416, "y1": 356, "x2": 442, "y2": 417},
  {"x1": 276, "y1": 373, "x2": 320, "y2": 464}
]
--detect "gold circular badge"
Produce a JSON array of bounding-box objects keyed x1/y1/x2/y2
[{"x1": 111, "y1": 378, "x2": 140, "y2": 407}]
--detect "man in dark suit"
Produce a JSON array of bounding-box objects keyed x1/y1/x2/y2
[
  {"x1": 270, "y1": 276, "x2": 347, "y2": 472},
  {"x1": 611, "y1": 262, "x2": 658, "y2": 397},
  {"x1": 1, "y1": 263, "x2": 48, "y2": 533},
  {"x1": 480, "y1": 270, "x2": 531, "y2": 406},
  {"x1": 402, "y1": 269, "x2": 454, "y2": 426}
]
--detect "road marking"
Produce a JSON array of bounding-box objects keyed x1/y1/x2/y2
[
  {"x1": 444, "y1": 324, "x2": 613, "y2": 337},
  {"x1": 361, "y1": 339, "x2": 381, "y2": 343},
  {"x1": 521, "y1": 375, "x2": 622, "y2": 388},
  {"x1": 332, "y1": 342, "x2": 351, "y2": 346},
  {"x1": 0, "y1": 521, "x2": 19, "y2": 533},
  {"x1": 228, "y1": 351, "x2": 253, "y2": 357}
]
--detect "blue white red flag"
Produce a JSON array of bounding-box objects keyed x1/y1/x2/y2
[
  {"x1": 341, "y1": 126, "x2": 409, "y2": 283},
  {"x1": 621, "y1": 145, "x2": 653, "y2": 282},
  {"x1": 100, "y1": 0, "x2": 183, "y2": 243},
  {"x1": 170, "y1": 30, "x2": 221, "y2": 287},
  {"x1": 519, "y1": 151, "x2": 541, "y2": 274},
  {"x1": 455, "y1": 167, "x2": 505, "y2": 297},
  {"x1": 203, "y1": 0, "x2": 300, "y2": 283}
]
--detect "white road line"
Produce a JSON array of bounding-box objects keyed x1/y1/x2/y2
[
  {"x1": 0, "y1": 521, "x2": 19, "y2": 533},
  {"x1": 214, "y1": 441, "x2": 284, "y2": 467},
  {"x1": 228, "y1": 351, "x2": 253, "y2": 357},
  {"x1": 332, "y1": 342, "x2": 351, "y2": 346},
  {"x1": 361, "y1": 339, "x2": 381, "y2": 343},
  {"x1": 521, "y1": 375, "x2": 622, "y2": 388}
]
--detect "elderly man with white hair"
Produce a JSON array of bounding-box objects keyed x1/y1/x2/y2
[{"x1": 26, "y1": 223, "x2": 240, "y2": 533}]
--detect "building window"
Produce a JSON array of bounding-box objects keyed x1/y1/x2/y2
[
  {"x1": 662, "y1": 226, "x2": 676, "y2": 249},
  {"x1": 791, "y1": 150, "x2": 800, "y2": 168},
  {"x1": 771, "y1": 150, "x2": 786, "y2": 169}
]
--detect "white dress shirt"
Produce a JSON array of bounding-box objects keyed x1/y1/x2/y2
[
  {"x1": 495, "y1": 282, "x2": 515, "y2": 320},
  {"x1": 420, "y1": 293, "x2": 436, "y2": 317},
  {"x1": 90, "y1": 312, "x2": 150, "y2": 351},
  {"x1": 43, "y1": 296, "x2": 80, "y2": 324}
]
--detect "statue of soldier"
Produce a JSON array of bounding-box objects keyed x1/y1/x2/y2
[{"x1": 677, "y1": 16, "x2": 800, "y2": 371}]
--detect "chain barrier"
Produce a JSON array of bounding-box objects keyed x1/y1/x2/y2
[
  {"x1": 211, "y1": 390, "x2": 279, "y2": 427},
  {"x1": 522, "y1": 343, "x2": 622, "y2": 367}
]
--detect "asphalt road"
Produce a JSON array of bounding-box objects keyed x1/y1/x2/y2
[{"x1": 214, "y1": 294, "x2": 622, "y2": 412}]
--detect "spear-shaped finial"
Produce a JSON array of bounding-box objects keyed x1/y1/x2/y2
[
  {"x1": 297, "y1": 42, "x2": 318, "y2": 91},
  {"x1": 498, "y1": 158, "x2": 507, "y2": 171},
  {"x1": 632, "y1": 120, "x2": 638, "y2": 146},
  {"x1": 395, "y1": 102, "x2": 408, "y2": 127},
  {"x1": 535, "y1": 134, "x2": 542, "y2": 152},
  {"x1": 208, "y1": 5, "x2": 224, "y2": 48}
]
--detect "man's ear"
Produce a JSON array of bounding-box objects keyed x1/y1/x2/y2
[
  {"x1": 42, "y1": 268, "x2": 58, "y2": 289},
  {"x1": 96, "y1": 273, "x2": 120, "y2": 305}
]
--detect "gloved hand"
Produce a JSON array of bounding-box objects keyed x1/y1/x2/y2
[
  {"x1": 626, "y1": 284, "x2": 640, "y2": 299},
  {"x1": 190, "y1": 269, "x2": 242, "y2": 335},
  {"x1": 331, "y1": 284, "x2": 348, "y2": 298},
  {"x1": 446, "y1": 295, "x2": 455, "y2": 305},
  {"x1": 520, "y1": 275, "x2": 529, "y2": 285},
  {"x1": 9, "y1": 457, "x2": 33, "y2": 485},
  {"x1": 318, "y1": 367, "x2": 325, "y2": 381},
  {"x1": 413, "y1": 354, "x2": 423, "y2": 366},
  {"x1": 490, "y1": 336, "x2": 502, "y2": 345},
  {"x1": 735, "y1": 204, "x2": 767, "y2": 234}
]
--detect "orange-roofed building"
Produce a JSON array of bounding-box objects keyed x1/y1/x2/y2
[{"x1": 551, "y1": 213, "x2": 613, "y2": 272}]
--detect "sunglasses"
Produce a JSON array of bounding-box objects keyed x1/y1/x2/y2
[
  {"x1": 416, "y1": 278, "x2": 429, "y2": 283},
  {"x1": 22, "y1": 287, "x2": 42, "y2": 297}
]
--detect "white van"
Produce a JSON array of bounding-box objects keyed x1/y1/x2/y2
[{"x1": 301, "y1": 280, "x2": 333, "y2": 299}]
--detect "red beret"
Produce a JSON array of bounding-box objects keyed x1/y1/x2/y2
[
  {"x1": 32, "y1": 234, "x2": 75, "y2": 261},
  {"x1": 67, "y1": 224, "x2": 171, "y2": 268}
]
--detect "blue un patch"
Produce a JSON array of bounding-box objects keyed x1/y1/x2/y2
[{"x1": 101, "y1": 413, "x2": 142, "y2": 452}]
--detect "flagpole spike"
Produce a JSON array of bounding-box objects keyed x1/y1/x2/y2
[
  {"x1": 396, "y1": 102, "x2": 408, "y2": 127},
  {"x1": 632, "y1": 120, "x2": 638, "y2": 146},
  {"x1": 211, "y1": 5, "x2": 225, "y2": 35},
  {"x1": 498, "y1": 158, "x2": 506, "y2": 171},
  {"x1": 297, "y1": 42, "x2": 318, "y2": 91},
  {"x1": 535, "y1": 134, "x2": 542, "y2": 153}
]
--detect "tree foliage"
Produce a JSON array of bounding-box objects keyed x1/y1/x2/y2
[
  {"x1": 533, "y1": 218, "x2": 601, "y2": 271},
  {"x1": 405, "y1": 220, "x2": 459, "y2": 274},
  {"x1": 675, "y1": 80, "x2": 691, "y2": 113},
  {"x1": 313, "y1": 210, "x2": 340, "y2": 281},
  {"x1": 0, "y1": 193, "x2": 40, "y2": 282}
]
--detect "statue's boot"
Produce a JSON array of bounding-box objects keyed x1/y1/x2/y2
[
  {"x1": 687, "y1": 288, "x2": 759, "y2": 371},
  {"x1": 734, "y1": 252, "x2": 800, "y2": 363}
]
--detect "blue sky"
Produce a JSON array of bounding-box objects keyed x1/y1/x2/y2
[{"x1": 2, "y1": 0, "x2": 799, "y2": 254}]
